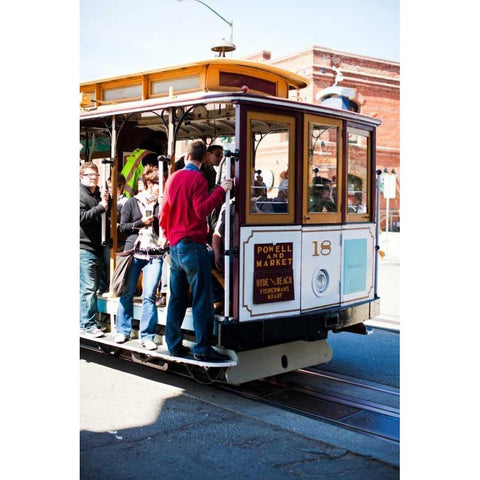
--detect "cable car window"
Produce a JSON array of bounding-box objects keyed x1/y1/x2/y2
[
  {"x1": 103, "y1": 83, "x2": 142, "y2": 102},
  {"x1": 151, "y1": 74, "x2": 200, "y2": 96},
  {"x1": 346, "y1": 128, "x2": 370, "y2": 221},
  {"x1": 246, "y1": 112, "x2": 295, "y2": 224},
  {"x1": 303, "y1": 116, "x2": 342, "y2": 224}
]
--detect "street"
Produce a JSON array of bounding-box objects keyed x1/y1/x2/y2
[{"x1": 80, "y1": 344, "x2": 399, "y2": 480}]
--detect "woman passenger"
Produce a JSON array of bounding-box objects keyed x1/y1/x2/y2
[{"x1": 114, "y1": 165, "x2": 164, "y2": 350}]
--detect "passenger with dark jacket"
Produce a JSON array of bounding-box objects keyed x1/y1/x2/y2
[{"x1": 80, "y1": 162, "x2": 109, "y2": 337}]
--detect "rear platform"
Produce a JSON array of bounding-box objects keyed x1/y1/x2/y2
[{"x1": 80, "y1": 332, "x2": 237, "y2": 368}]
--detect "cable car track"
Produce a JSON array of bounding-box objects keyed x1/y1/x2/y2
[{"x1": 218, "y1": 368, "x2": 399, "y2": 443}]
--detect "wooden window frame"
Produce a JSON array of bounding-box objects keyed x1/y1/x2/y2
[
  {"x1": 245, "y1": 111, "x2": 295, "y2": 225},
  {"x1": 345, "y1": 127, "x2": 371, "y2": 223},
  {"x1": 303, "y1": 115, "x2": 343, "y2": 224}
]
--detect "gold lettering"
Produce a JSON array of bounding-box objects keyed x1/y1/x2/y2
[{"x1": 256, "y1": 278, "x2": 269, "y2": 287}]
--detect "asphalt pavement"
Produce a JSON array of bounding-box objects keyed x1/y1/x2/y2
[{"x1": 80, "y1": 349, "x2": 399, "y2": 480}]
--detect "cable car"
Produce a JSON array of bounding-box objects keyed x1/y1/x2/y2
[{"x1": 80, "y1": 58, "x2": 381, "y2": 384}]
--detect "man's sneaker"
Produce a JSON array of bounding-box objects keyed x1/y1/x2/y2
[
  {"x1": 85, "y1": 327, "x2": 105, "y2": 338},
  {"x1": 194, "y1": 348, "x2": 230, "y2": 362},
  {"x1": 142, "y1": 340, "x2": 157, "y2": 351},
  {"x1": 114, "y1": 333, "x2": 128, "y2": 344}
]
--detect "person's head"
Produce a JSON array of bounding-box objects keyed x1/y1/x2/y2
[
  {"x1": 141, "y1": 165, "x2": 160, "y2": 201},
  {"x1": 312, "y1": 177, "x2": 332, "y2": 198},
  {"x1": 107, "y1": 172, "x2": 126, "y2": 195},
  {"x1": 80, "y1": 162, "x2": 100, "y2": 191},
  {"x1": 186, "y1": 139, "x2": 207, "y2": 164},
  {"x1": 277, "y1": 188, "x2": 287, "y2": 200},
  {"x1": 117, "y1": 173, "x2": 126, "y2": 191},
  {"x1": 252, "y1": 179, "x2": 267, "y2": 197},
  {"x1": 139, "y1": 130, "x2": 168, "y2": 155},
  {"x1": 206, "y1": 145, "x2": 224, "y2": 167},
  {"x1": 348, "y1": 192, "x2": 360, "y2": 205},
  {"x1": 278, "y1": 177, "x2": 288, "y2": 199}
]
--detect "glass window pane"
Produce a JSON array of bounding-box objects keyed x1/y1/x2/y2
[
  {"x1": 347, "y1": 130, "x2": 369, "y2": 214},
  {"x1": 103, "y1": 84, "x2": 142, "y2": 102},
  {"x1": 151, "y1": 75, "x2": 200, "y2": 95},
  {"x1": 250, "y1": 119, "x2": 291, "y2": 215},
  {"x1": 307, "y1": 124, "x2": 338, "y2": 213}
]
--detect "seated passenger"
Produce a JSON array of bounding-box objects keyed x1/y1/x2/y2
[
  {"x1": 309, "y1": 177, "x2": 336, "y2": 212},
  {"x1": 271, "y1": 186, "x2": 288, "y2": 213},
  {"x1": 278, "y1": 169, "x2": 288, "y2": 191},
  {"x1": 348, "y1": 191, "x2": 366, "y2": 213},
  {"x1": 251, "y1": 175, "x2": 273, "y2": 213}
]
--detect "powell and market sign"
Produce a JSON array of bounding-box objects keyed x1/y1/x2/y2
[{"x1": 253, "y1": 242, "x2": 294, "y2": 304}]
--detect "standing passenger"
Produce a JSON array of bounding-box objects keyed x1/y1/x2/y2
[
  {"x1": 115, "y1": 166, "x2": 164, "y2": 350},
  {"x1": 175, "y1": 144, "x2": 223, "y2": 191},
  {"x1": 80, "y1": 162, "x2": 109, "y2": 337},
  {"x1": 203, "y1": 144, "x2": 224, "y2": 191},
  {"x1": 159, "y1": 139, "x2": 232, "y2": 361}
]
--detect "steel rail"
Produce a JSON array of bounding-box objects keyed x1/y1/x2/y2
[
  {"x1": 299, "y1": 368, "x2": 400, "y2": 397},
  {"x1": 218, "y1": 369, "x2": 399, "y2": 443}
]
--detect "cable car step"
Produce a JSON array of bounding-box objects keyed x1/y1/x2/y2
[{"x1": 80, "y1": 332, "x2": 237, "y2": 367}]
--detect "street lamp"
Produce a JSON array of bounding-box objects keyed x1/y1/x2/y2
[{"x1": 176, "y1": 0, "x2": 235, "y2": 54}]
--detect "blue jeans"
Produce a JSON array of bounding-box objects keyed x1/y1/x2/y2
[
  {"x1": 80, "y1": 249, "x2": 102, "y2": 331},
  {"x1": 116, "y1": 256, "x2": 163, "y2": 342},
  {"x1": 166, "y1": 240, "x2": 215, "y2": 356}
]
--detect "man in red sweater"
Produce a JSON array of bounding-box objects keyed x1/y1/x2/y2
[{"x1": 159, "y1": 139, "x2": 232, "y2": 362}]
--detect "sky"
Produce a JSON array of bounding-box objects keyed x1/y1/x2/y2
[{"x1": 80, "y1": 0, "x2": 399, "y2": 81}]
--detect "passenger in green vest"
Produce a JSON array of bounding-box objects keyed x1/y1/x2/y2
[
  {"x1": 122, "y1": 149, "x2": 162, "y2": 198},
  {"x1": 121, "y1": 132, "x2": 167, "y2": 198}
]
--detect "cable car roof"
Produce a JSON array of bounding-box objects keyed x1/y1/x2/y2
[
  {"x1": 80, "y1": 58, "x2": 309, "y2": 111},
  {"x1": 81, "y1": 58, "x2": 309, "y2": 92},
  {"x1": 80, "y1": 58, "x2": 380, "y2": 134}
]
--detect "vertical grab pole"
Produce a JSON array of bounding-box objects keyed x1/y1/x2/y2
[
  {"x1": 101, "y1": 159, "x2": 108, "y2": 244},
  {"x1": 374, "y1": 169, "x2": 382, "y2": 298},
  {"x1": 102, "y1": 115, "x2": 115, "y2": 245},
  {"x1": 223, "y1": 155, "x2": 231, "y2": 321},
  {"x1": 167, "y1": 107, "x2": 176, "y2": 175},
  {"x1": 158, "y1": 157, "x2": 164, "y2": 200},
  {"x1": 109, "y1": 115, "x2": 116, "y2": 331}
]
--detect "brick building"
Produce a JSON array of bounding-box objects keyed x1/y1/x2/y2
[{"x1": 245, "y1": 47, "x2": 400, "y2": 230}]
